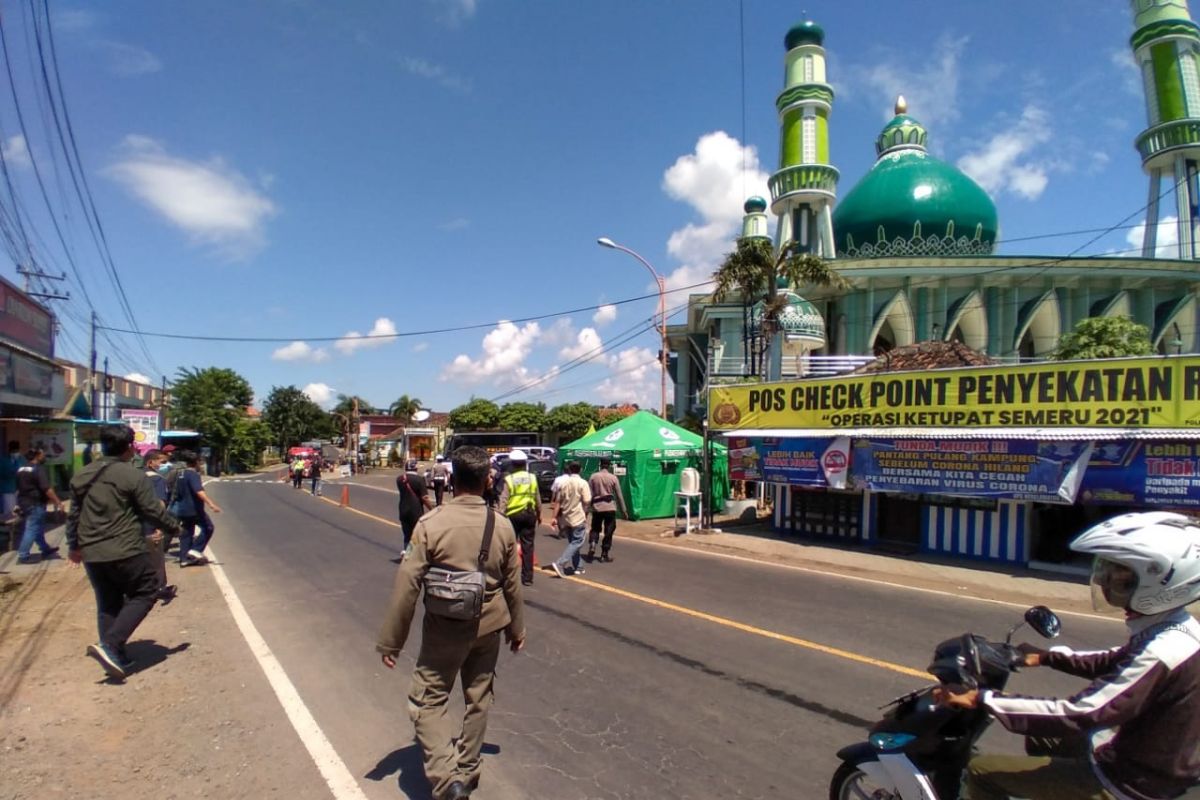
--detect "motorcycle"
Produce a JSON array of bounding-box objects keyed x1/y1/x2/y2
[{"x1": 829, "y1": 605, "x2": 1062, "y2": 800}]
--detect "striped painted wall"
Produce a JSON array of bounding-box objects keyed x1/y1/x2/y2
[{"x1": 921, "y1": 501, "x2": 1028, "y2": 563}]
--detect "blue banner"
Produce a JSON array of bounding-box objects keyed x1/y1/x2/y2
[
  {"x1": 851, "y1": 439, "x2": 1091, "y2": 503},
  {"x1": 1081, "y1": 441, "x2": 1200, "y2": 508}
]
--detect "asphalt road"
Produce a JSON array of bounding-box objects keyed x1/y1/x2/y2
[{"x1": 203, "y1": 474, "x2": 1120, "y2": 800}]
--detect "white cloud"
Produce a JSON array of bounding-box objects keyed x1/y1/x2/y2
[
  {"x1": 956, "y1": 106, "x2": 1053, "y2": 200},
  {"x1": 430, "y1": 0, "x2": 478, "y2": 26},
  {"x1": 850, "y1": 35, "x2": 968, "y2": 132},
  {"x1": 441, "y1": 320, "x2": 542, "y2": 385},
  {"x1": 53, "y1": 9, "x2": 96, "y2": 32},
  {"x1": 99, "y1": 40, "x2": 161, "y2": 76},
  {"x1": 302, "y1": 382, "x2": 337, "y2": 408},
  {"x1": 659, "y1": 131, "x2": 770, "y2": 291},
  {"x1": 335, "y1": 317, "x2": 397, "y2": 354},
  {"x1": 592, "y1": 304, "x2": 617, "y2": 326},
  {"x1": 124, "y1": 372, "x2": 151, "y2": 384},
  {"x1": 1125, "y1": 215, "x2": 1180, "y2": 258},
  {"x1": 1110, "y1": 49, "x2": 1142, "y2": 97},
  {"x1": 438, "y1": 217, "x2": 470, "y2": 231},
  {"x1": 398, "y1": 55, "x2": 471, "y2": 92},
  {"x1": 272, "y1": 340, "x2": 329, "y2": 362},
  {"x1": 539, "y1": 317, "x2": 576, "y2": 348},
  {"x1": 560, "y1": 327, "x2": 604, "y2": 361},
  {"x1": 412, "y1": 341, "x2": 430, "y2": 353},
  {"x1": 2, "y1": 135, "x2": 30, "y2": 168},
  {"x1": 594, "y1": 346, "x2": 660, "y2": 409},
  {"x1": 106, "y1": 135, "x2": 277, "y2": 257}
]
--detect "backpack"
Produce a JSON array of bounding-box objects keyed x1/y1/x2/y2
[{"x1": 167, "y1": 468, "x2": 197, "y2": 518}]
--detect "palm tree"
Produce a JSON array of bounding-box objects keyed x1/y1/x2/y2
[
  {"x1": 711, "y1": 238, "x2": 847, "y2": 377},
  {"x1": 388, "y1": 394, "x2": 422, "y2": 424}
]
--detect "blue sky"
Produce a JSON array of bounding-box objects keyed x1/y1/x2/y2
[{"x1": 0, "y1": 0, "x2": 1163, "y2": 413}]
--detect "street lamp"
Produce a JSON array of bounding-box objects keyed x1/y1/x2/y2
[{"x1": 597, "y1": 237, "x2": 668, "y2": 417}]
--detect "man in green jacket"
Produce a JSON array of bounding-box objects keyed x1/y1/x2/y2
[{"x1": 67, "y1": 425, "x2": 181, "y2": 681}]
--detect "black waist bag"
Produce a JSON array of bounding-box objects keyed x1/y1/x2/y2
[{"x1": 423, "y1": 509, "x2": 496, "y2": 621}]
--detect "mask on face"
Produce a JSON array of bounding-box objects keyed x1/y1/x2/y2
[{"x1": 158, "y1": 463, "x2": 171, "y2": 475}]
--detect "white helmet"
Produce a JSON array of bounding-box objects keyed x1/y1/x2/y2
[
  {"x1": 1071, "y1": 511, "x2": 1200, "y2": 615},
  {"x1": 435, "y1": 454, "x2": 445, "y2": 461},
  {"x1": 508, "y1": 449, "x2": 528, "y2": 462}
]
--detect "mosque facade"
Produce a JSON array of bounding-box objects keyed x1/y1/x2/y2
[{"x1": 666, "y1": 2, "x2": 1200, "y2": 568}]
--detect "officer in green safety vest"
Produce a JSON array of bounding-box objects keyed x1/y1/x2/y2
[{"x1": 496, "y1": 449, "x2": 542, "y2": 586}]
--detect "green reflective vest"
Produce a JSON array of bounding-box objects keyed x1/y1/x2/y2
[{"x1": 504, "y1": 471, "x2": 538, "y2": 515}]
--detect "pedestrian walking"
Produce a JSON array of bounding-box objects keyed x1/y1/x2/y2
[
  {"x1": 141, "y1": 449, "x2": 177, "y2": 604},
  {"x1": 549, "y1": 461, "x2": 591, "y2": 578},
  {"x1": 15, "y1": 448, "x2": 64, "y2": 564},
  {"x1": 377, "y1": 445, "x2": 525, "y2": 800},
  {"x1": 67, "y1": 425, "x2": 181, "y2": 681},
  {"x1": 291, "y1": 457, "x2": 304, "y2": 489},
  {"x1": 431, "y1": 454, "x2": 450, "y2": 506},
  {"x1": 0, "y1": 440, "x2": 22, "y2": 522},
  {"x1": 497, "y1": 450, "x2": 541, "y2": 586},
  {"x1": 397, "y1": 463, "x2": 434, "y2": 553},
  {"x1": 310, "y1": 456, "x2": 323, "y2": 496},
  {"x1": 168, "y1": 451, "x2": 223, "y2": 566},
  {"x1": 586, "y1": 458, "x2": 628, "y2": 563}
]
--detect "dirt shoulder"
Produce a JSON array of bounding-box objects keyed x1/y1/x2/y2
[{"x1": 0, "y1": 553, "x2": 328, "y2": 799}]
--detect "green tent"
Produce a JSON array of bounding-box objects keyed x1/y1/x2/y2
[{"x1": 558, "y1": 411, "x2": 729, "y2": 520}]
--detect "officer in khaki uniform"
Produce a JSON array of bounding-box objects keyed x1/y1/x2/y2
[{"x1": 378, "y1": 445, "x2": 525, "y2": 800}]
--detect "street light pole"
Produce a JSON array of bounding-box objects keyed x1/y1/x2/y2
[{"x1": 597, "y1": 237, "x2": 669, "y2": 418}]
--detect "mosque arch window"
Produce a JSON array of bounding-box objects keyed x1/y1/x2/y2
[
  {"x1": 1143, "y1": 59, "x2": 1161, "y2": 125},
  {"x1": 868, "y1": 291, "x2": 915, "y2": 355},
  {"x1": 944, "y1": 290, "x2": 988, "y2": 351},
  {"x1": 1153, "y1": 295, "x2": 1196, "y2": 353},
  {"x1": 802, "y1": 115, "x2": 817, "y2": 163},
  {"x1": 1013, "y1": 290, "x2": 1061, "y2": 360}
]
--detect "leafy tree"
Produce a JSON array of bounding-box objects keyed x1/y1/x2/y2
[
  {"x1": 447, "y1": 398, "x2": 500, "y2": 430},
  {"x1": 1053, "y1": 317, "x2": 1154, "y2": 361},
  {"x1": 388, "y1": 394, "x2": 423, "y2": 423},
  {"x1": 262, "y1": 385, "x2": 334, "y2": 449},
  {"x1": 227, "y1": 417, "x2": 273, "y2": 472},
  {"x1": 498, "y1": 401, "x2": 546, "y2": 432},
  {"x1": 332, "y1": 394, "x2": 376, "y2": 418},
  {"x1": 171, "y1": 367, "x2": 254, "y2": 465},
  {"x1": 544, "y1": 402, "x2": 599, "y2": 442},
  {"x1": 711, "y1": 238, "x2": 847, "y2": 376}
]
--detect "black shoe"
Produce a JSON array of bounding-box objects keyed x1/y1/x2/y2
[
  {"x1": 157, "y1": 585, "x2": 178, "y2": 605},
  {"x1": 41, "y1": 546, "x2": 60, "y2": 558},
  {"x1": 86, "y1": 643, "x2": 127, "y2": 680},
  {"x1": 584, "y1": 550, "x2": 595, "y2": 562},
  {"x1": 16, "y1": 554, "x2": 38, "y2": 564},
  {"x1": 599, "y1": 554, "x2": 613, "y2": 563},
  {"x1": 521, "y1": 579, "x2": 533, "y2": 586},
  {"x1": 442, "y1": 780, "x2": 470, "y2": 800}
]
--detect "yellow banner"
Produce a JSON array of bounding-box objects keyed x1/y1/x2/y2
[{"x1": 707, "y1": 356, "x2": 1200, "y2": 431}]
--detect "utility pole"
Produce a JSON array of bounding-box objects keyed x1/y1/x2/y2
[
  {"x1": 351, "y1": 396, "x2": 360, "y2": 459},
  {"x1": 16, "y1": 266, "x2": 68, "y2": 301},
  {"x1": 102, "y1": 356, "x2": 110, "y2": 420},
  {"x1": 89, "y1": 311, "x2": 98, "y2": 418},
  {"x1": 160, "y1": 375, "x2": 169, "y2": 429}
]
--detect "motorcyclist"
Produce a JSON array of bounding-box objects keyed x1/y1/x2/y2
[{"x1": 937, "y1": 511, "x2": 1200, "y2": 800}]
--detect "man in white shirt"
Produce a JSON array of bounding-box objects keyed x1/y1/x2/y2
[{"x1": 549, "y1": 461, "x2": 591, "y2": 578}]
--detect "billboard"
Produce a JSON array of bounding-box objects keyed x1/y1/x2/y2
[
  {"x1": 0, "y1": 278, "x2": 53, "y2": 357},
  {"x1": 709, "y1": 356, "x2": 1200, "y2": 431},
  {"x1": 120, "y1": 409, "x2": 161, "y2": 456}
]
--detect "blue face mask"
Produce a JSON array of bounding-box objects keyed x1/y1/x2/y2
[{"x1": 157, "y1": 463, "x2": 171, "y2": 475}]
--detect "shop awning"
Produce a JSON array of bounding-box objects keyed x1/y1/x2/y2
[{"x1": 721, "y1": 427, "x2": 1200, "y2": 440}]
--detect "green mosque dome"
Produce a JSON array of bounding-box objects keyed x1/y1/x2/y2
[
  {"x1": 744, "y1": 196, "x2": 768, "y2": 213},
  {"x1": 750, "y1": 290, "x2": 826, "y2": 344},
  {"x1": 785, "y1": 20, "x2": 825, "y2": 49},
  {"x1": 832, "y1": 98, "x2": 998, "y2": 259}
]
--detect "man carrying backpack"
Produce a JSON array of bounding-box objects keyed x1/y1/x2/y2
[
  {"x1": 397, "y1": 462, "x2": 434, "y2": 554},
  {"x1": 168, "y1": 451, "x2": 223, "y2": 566}
]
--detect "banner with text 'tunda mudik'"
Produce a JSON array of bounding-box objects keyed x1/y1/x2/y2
[{"x1": 707, "y1": 356, "x2": 1200, "y2": 431}]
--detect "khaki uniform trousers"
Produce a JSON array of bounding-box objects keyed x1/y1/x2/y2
[
  {"x1": 966, "y1": 755, "x2": 1115, "y2": 800},
  {"x1": 407, "y1": 614, "x2": 502, "y2": 799}
]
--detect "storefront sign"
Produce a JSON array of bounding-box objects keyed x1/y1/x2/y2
[
  {"x1": 708, "y1": 356, "x2": 1200, "y2": 431},
  {"x1": 0, "y1": 278, "x2": 53, "y2": 357},
  {"x1": 1080, "y1": 441, "x2": 1200, "y2": 508},
  {"x1": 120, "y1": 409, "x2": 161, "y2": 456},
  {"x1": 851, "y1": 439, "x2": 1093, "y2": 503},
  {"x1": 28, "y1": 422, "x2": 72, "y2": 465},
  {"x1": 728, "y1": 436, "x2": 849, "y2": 488}
]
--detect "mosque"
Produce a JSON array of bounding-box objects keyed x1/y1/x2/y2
[{"x1": 667, "y1": 1, "x2": 1200, "y2": 567}]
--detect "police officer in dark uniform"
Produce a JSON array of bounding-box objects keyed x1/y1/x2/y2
[{"x1": 377, "y1": 446, "x2": 525, "y2": 800}]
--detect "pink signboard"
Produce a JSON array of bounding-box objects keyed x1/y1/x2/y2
[{"x1": 120, "y1": 409, "x2": 161, "y2": 455}]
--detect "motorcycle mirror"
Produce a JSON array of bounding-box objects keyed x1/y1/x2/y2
[
  {"x1": 1024, "y1": 606, "x2": 1062, "y2": 640},
  {"x1": 961, "y1": 633, "x2": 982, "y2": 686}
]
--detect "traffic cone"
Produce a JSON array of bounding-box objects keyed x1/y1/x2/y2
[{"x1": 340, "y1": 485, "x2": 350, "y2": 508}]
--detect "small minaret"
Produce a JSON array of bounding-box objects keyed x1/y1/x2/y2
[
  {"x1": 769, "y1": 19, "x2": 838, "y2": 258},
  {"x1": 740, "y1": 196, "x2": 771, "y2": 241},
  {"x1": 1131, "y1": 0, "x2": 1200, "y2": 259}
]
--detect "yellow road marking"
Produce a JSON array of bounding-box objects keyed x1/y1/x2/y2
[{"x1": 306, "y1": 490, "x2": 929, "y2": 679}]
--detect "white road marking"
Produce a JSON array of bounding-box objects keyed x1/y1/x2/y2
[{"x1": 205, "y1": 547, "x2": 370, "y2": 800}]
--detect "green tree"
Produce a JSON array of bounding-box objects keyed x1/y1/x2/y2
[
  {"x1": 544, "y1": 402, "x2": 599, "y2": 442},
  {"x1": 388, "y1": 394, "x2": 423, "y2": 423},
  {"x1": 227, "y1": 417, "x2": 273, "y2": 472},
  {"x1": 711, "y1": 238, "x2": 847, "y2": 376},
  {"x1": 447, "y1": 398, "x2": 500, "y2": 430},
  {"x1": 171, "y1": 367, "x2": 254, "y2": 466},
  {"x1": 332, "y1": 394, "x2": 376, "y2": 418},
  {"x1": 498, "y1": 401, "x2": 546, "y2": 432},
  {"x1": 1053, "y1": 317, "x2": 1154, "y2": 361},
  {"x1": 262, "y1": 385, "x2": 334, "y2": 450}
]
